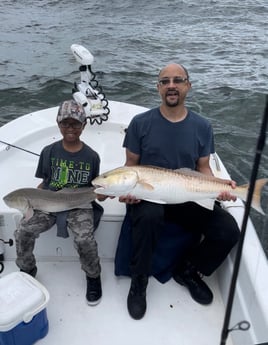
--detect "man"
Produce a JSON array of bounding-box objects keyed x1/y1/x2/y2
[
  {"x1": 120, "y1": 63, "x2": 240, "y2": 320},
  {"x1": 14, "y1": 99, "x2": 105, "y2": 306}
]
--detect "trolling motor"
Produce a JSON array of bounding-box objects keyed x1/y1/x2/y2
[{"x1": 70, "y1": 44, "x2": 110, "y2": 125}]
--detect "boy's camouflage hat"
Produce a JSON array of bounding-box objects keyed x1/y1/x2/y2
[{"x1": 57, "y1": 99, "x2": 86, "y2": 123}]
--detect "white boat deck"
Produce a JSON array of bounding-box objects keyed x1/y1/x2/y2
[
  {"x1": 1, "y1": 101, "x2": 268, "y2": 345},
  {"x1": 2, "y1": 259, "x2": 232, "y2": 345}
]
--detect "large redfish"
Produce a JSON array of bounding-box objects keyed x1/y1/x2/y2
[{"x1": 92, "y1": 165, "x2": 267, "y2": 214}]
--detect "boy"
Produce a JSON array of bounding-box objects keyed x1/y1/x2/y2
[{"x1": 15, "y1": 99, "x2": 105, "y2": 305}]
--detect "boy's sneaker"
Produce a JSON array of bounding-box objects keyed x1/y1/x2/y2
[{"x1": 86, "y1": 275, "x2": 102, "y2": 306}]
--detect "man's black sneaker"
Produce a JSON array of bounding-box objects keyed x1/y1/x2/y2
[
  {"x1": 20, "y1": 266, "x2": 37, "y2": 278},
  {"x1": 127, "y1": 274, "x2": 148, "y2": 320},
  {"x1": 173, "y1": 263, "x2": 213, "y2": 305},
  {"x1": 86, "y1": 276, "x2": 102, "y2": 306}
]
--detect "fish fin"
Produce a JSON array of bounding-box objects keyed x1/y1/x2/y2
[
  {"x1": 56, "y1": 187, "x2": 79, "y2": 194},
  {"x1": 174, "y1": 168, "x2": 192, "y2": 173},
  {"x1": 138, "y1": 181, "x2": 154, "y2": 191},
  {"x1": 250, "y1": 178, "x2": 268, "y2": 215},
  {"x1": 175, "y1": 168, "x2": 225, "y2": 183},
  {"x1": 144, "y1": 198, "x2": 167, "y2": 204},
  {"x1": 56, "y1": 188, "x2": 70, "y2": 193},
  {"x1": 56, "y1": 187, "x2": 94, "y2": 193},
  {"x1": 174, "y1": 168, "x2": 202, "y2": 176},
  {"x1": 24, "y1": 207, "x2": 34, "y2": 221},
  {"x1": 194, "y1": 199, "x2": 215, "y2": 210}
]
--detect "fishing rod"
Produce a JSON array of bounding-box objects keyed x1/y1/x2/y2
[
  {"x1": 0, "y1": 140, "x2": 40, "y2": 157},
  {"x1": 219, "y1": 95, "x2": 268, "y2": 345}
]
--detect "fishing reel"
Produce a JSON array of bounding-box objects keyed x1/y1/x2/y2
[
  {"x1": 0, "y1": 238, "x2": 14, "y2": 274},
  {"x1": 70, "y1": 44, "x2": 110, "y2": 125},
  {"x1": 0, "y1": 238, "x2": 13, "y2": 246}
]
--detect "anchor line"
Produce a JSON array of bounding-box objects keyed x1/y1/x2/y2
[{"x1": 219, "y1": 95, "x2": 268, "y2": 345}]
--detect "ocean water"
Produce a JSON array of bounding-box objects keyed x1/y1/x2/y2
[{"x1": 0, "y1": 0, "x2": 267, "y2": 255}]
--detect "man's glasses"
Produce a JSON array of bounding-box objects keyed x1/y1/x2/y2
[
  {"x1": 59, "y1": 122, "x2": 84, "y2": 129},
  {"x1": 158, "y1": 77, "x2": 188, "y2": 86}
]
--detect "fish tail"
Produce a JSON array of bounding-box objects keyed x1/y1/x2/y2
[{"x1": 244, "y1": 178, "x2": 268, "y2": 215}]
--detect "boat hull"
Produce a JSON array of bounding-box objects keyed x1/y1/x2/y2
[{"x1": 0, "y1": 101, "x2": 267, "y2": 345}]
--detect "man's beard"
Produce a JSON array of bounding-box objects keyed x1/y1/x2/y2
[
  {"x1": 165, "y1": 90, "x2": 180, "y2": 107},
  {"x1": 165, "y1": 98, "x2": 179, "y2": 107}
]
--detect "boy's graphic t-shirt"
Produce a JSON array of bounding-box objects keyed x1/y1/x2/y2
[{"x1": 35, "y1": 141, "x2": 100, "y2": 191}]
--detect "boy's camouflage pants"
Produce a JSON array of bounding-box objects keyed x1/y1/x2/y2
[{"x1": 14, "y1": 209, "x2": 101, "y2": 278}]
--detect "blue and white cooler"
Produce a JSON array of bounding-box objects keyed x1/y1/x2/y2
[{"x1": 0, "y1": 272, "x2": 50, "y2": 345}]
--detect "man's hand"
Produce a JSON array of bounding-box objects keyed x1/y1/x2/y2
[
  {"x1": 96, "y1": 194, "x2": 115, "y2": 202},
  {"x1": 217, "y1": 179, "x2": 237, "y2": 202},
  {"x1": 119, "y1": 195, "x2": 141, "y2": 204},
  {"x1": 96, "y1": 193, "x2": 140, "y2": 204}
]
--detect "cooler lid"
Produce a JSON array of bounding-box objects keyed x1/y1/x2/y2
[{"x1": 0, "y1": 272, "x2": 49, "y2": 331}]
